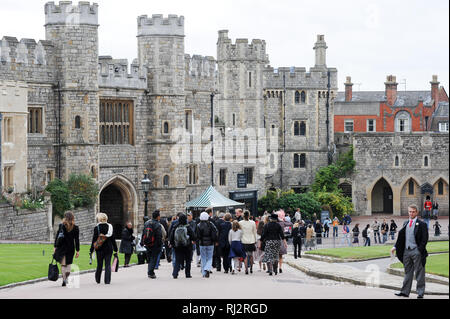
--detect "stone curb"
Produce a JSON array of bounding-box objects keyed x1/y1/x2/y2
[
  {"x1": 0, "y1": 263, "x2": 138, "y2": 290},
  {"x1": 302, "y1": 250, "x2": 449, "y2": 263},
  {"x1": 386, "y1": 264, "x2": 449, "y2": 286},
  {"x1": 286, "y1": 260, "x2": 449, "y2": 296}
]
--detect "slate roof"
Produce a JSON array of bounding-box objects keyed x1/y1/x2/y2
[{"x1": 336, "y1": 90, "x2": 433, "y2": 107}]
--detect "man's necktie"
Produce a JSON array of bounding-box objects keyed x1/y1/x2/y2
[{"x1": 409, "y1": 220, "x2": 413, "y2": 227}]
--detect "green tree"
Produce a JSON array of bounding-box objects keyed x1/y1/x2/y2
[
  {"x1": 314, "y1": 190, "x2": 354, "y2": 220},
  {"x1": 67, "y1": 174, "x2": 99, "y2": 209},
  {"x1": 277, "y1": 192, "x2": 322, "y2": 220},
  {"x1": 45, "y1": 179, "x2": 71, "y2": 218}
]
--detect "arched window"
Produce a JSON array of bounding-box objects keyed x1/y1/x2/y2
[
  {"x1": 395, "y1": 111, "x2": 411, "y2": 133},
  {"x1": 75, "y1": 116, "x2": 81, "y2": 129},
  {"x1": 301, "y1": 91, "x2": 306, "y2": 103},
  {"x1": 395, "y1": 156, "x2": 399, "y2": 167},
  {"x1": 163, "y1": 175, "x2": 170, "y2": 187},
  {"x1": 438, "y1": 180, "x2": 444, "y2": 195},
  {"x1": 163, "y1": 121, "x2": 169, "y2": 134},
  {"x1": 295, "y1": 91, "x2": 300, "y2": 104},
  {"x1": 408, "y1": 179, "x2": 415, "y2": 195},
  {"x1": 424, "y1": 156, "x2": 429, "y2": 167}
]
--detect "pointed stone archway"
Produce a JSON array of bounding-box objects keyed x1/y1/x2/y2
[
  {"x1": 98, "y1": 175, "x2": 139, "y2": 239},
  {"x1": 371, "y1": 178, "x2": 393, "y2": 214}
]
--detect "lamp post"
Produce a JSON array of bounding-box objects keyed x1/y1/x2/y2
[{"x1": 141, "y1": 170, "x2": 150, "y2": 217}]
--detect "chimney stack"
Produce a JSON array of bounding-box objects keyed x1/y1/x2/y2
[
  {"x1": 344, "y1": 76, "x2": 353, "y2": 102},
  {"x1": 385, "y1": 75, "x2": 398, "y2": 106},
  {"x1": 430, "y1": 75, "x2": 440, "y2": 109}
]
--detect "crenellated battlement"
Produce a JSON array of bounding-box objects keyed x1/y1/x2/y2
[
  {"x1": 137, "y1": 14, "x2": 184, "y2": 37},
  {"x1": 264, "y1": 65, "x2": 338, "y2": 90},
  {"x1": 45, "y1": 1, "x2": 99, "y2": 26},
  {"x1": 185, "y1": 54, "x2": 216, "y2": 78},
  {"x1": 0, "y1": 36, "x2": 53, "y2": 66},
  {"x1": 217, "y1": 30, "x2": 266, "y2": 62},
  {"x1": 98, "y1": 56, "x2": 147, "y2": 89}
]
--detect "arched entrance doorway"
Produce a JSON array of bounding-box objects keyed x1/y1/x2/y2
[
  {"x1": 98, "y1": 175, "x2": 138, "y2": 239},
  {"x1": 371, "y1": 178, "x2": 393, "y2": 214}
]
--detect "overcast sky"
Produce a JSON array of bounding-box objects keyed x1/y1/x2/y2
[{"x1": 1, "y1": 0, "x2": 448, "y2": 92}]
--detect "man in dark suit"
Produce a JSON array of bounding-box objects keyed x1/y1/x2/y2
[{"x1": 391, "y1": 204, "x2": 428, "y2": 298}]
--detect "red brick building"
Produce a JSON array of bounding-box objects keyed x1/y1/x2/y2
[{"x1": 334, "y1": 75, "x2": 448, "y2": 133}]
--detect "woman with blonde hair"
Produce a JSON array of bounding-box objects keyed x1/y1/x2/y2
[
  {"x1": 90, "y1": 212, "x2": 118, "y2": 284},
  {"x1": 228, "y1": 220, "x2": 246, "y2": 274},
  {"x1": 53, "y1": 211, "x2": 80, "y2": 287}
]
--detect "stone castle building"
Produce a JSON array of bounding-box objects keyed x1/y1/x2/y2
[
  {"x1": 0, "y1": 2, "x2": 337, "y2": 238},
  {"x1": 334, "y1": 75, "x2": 449, "y2": 216}
]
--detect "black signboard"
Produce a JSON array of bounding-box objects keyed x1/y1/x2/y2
[{"x1": 237, "y1": 174, "x2": 247, "y2": 188}]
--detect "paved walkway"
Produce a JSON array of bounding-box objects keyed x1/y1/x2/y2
[
  {"x1": 2, "y1": 257, "x2": 448, "y2": 299},
  {"x1": 285, "y1": 254, "x2": 449, "y2": 296}
]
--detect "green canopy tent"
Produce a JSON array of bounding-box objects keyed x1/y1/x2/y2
[{"x1": 185, "y1": 185, "x2": 245, "y2": 216}]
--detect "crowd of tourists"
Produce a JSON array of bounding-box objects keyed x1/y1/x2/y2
[{"x1": 51, "y1": 202, "x2": 444, "y2": 286}]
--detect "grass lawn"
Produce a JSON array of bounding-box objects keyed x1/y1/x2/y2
[
  {"x1": 304, "y1": 241, "x2": 449, "y2": 260},
  {"x1": 391, "y1": 253, "x2": 449, "y2": 278},
  {"x1": 0, "y1": 244, "x2": 139, "y2": 287}
]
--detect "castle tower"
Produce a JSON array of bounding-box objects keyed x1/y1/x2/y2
[
  {"x1": 44, "y1": 1, "x2": 99, "y2": 179},
  {"x1": 216, "y1": 30, "x2": 268, "y2": 190},
  {"x1": 137, "y1": 14, "x2": 187, "y2": 216}
]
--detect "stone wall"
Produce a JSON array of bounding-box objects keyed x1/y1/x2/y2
[
  {"x1": 0, "y1": 203, "x2": 51, "y2": 241},
  {"x1": 352, "y1": 132, "x2": 449, "y2": 216},
  {"x1": 0, "y1": 202, "x2": 96, "y2": 242}
]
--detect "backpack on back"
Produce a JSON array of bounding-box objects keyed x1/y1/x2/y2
[
  {"x1": 362, "y1": 228, "x2": 368, "y2": 238},
  {"x1": 142, "y1": 222, "x2": 157, "y2": 248},
  {"x1": 174, "y1": 225, "x2": 190, "y2": 247}
]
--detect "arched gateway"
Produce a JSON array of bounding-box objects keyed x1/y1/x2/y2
[
  {"x1": 98, "y1": 175, "x2": 139, "y2": 239},
  {"x1": 371, "y1": 178, "x2": 393, "y2": 214}
]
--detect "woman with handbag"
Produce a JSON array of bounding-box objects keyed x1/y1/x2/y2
[
  {"x1": 53, "y1": 211, "x2": 80, "y2": 287},
  {"x1": 260, "y1": 213, "x2": 285, "y2": 276},
  {"x1": 90, "y1": 213, "x2": 118, "y2": 284},
  {"x1": 119, "y1": 222, "x2": 135, "y2": 268}
]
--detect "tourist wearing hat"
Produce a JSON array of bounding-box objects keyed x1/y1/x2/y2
[
  {"x1": 195, "y1": 212, "x2": 219, "y2": 278},
  {"x1": 260, "y1": 213, "x2": 285, "y2": 275}
]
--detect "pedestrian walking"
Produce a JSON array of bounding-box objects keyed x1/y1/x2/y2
[
  {"x1": 277, "y1": 210, "x2": 291, "y2": 273},
  {"x1": 305, "y1": 224, "x2": 315, "y2": 250},
  {"x1": 196, "y1": 212, "x2": 218, "y2": 278},
  {"x1": 292, "y1": 222, "x2": 303, "y2": 258},
  {"x1": 169, "y1": 214, "x2": 196, "y2": 279},
  {"x1": 352, "y1": 223, "x2": 360, "y2": 245},
  {"x1": 217, "y1": 213, "x2": 233, "y2": 273},
  {"x1": 260, "y1": 213, "x2": 285, "y2": 275},
  {"x1": 432, "y1": 202, "x2": 439, "y2": 220},
  {"x1": 187, "y1": 212, "x2": 198, "y2": 268},
  {"x1": 53, "y1": 211, "x2": 80, "y2": 287},
  {"x1": 90, "y1": 212, "x2": 118, "y2": 284},
  {"x1": 391, "y1": 204, "x2": 429, "y2": 298},
  {"x1": 362, "y1": 224, "x2": 371, "y2": 246},
  {"x1": 213, "y1": 212, "x2": 225, "y2": 271},
  {"x1": 119, "y1": 222, "x2": 135, "y2": 268},
  {"x1": 228, "y1": 221, "x2": 246, "y2": 274},
  {"x1": 389, "y1": 219, "x2": 398, "y2": 241},
  {"x1": 423, "y1": 196, "x2": 433, "y2": 229},
  {"x1": 323, "y1": 217, "x2": 331, "y2": 238},
  {"x1": 332, "y1": 217, "x2": 339, "y2": 237},
  {"x1": 314, "y1": 220, "x2": 323, "y2": 245},
  {"x1": 433, "y1": 221, "x2": 441, "y2": 236},
  {"x1": 255, "y1": 214, "x2": 267, "y2": 272},
  {"x1": 239, "y1": 211, "x2": 257, "y2": 275},
  {"x1": 154, "y1": 215, "x2": 167, "y2": 270},
  {"x1": 342, "y1": 222, "x2": 352, "y2": 246},
  {"x1": 372, "y1": 218, "x2": 381, "y2": 244},
  {"x1": 141, "y1": 210, "x2": 164, "y2": 279},
  {"x1": 294, "y1": 208, "x2": 302, "y2": 223},
  {"x1": 381, "y1": 219, "x2": 389, "y2": 244}
]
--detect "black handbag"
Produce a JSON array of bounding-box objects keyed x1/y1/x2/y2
[{"x1": 48, "y1": 257, "x2": 59, "y2": 281}]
